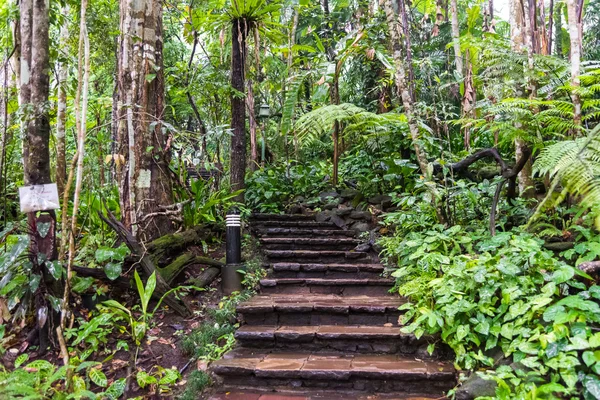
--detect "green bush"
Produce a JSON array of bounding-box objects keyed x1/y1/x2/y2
[{"x1": 380, "y1": 227, "x2": 600, "y2": 398}]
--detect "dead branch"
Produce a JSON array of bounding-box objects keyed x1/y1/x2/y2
[{"x1": 97, "y1": 210, "x2": 191, "y2": 317}]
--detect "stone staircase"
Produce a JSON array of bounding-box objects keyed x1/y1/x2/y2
[{"x1": 210, "y1": 213, "x2": 456, "y2": 399}]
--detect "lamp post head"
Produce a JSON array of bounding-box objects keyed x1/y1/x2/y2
[{"x1": 259, "y1": 103, "x2": 271, "y2": 118}]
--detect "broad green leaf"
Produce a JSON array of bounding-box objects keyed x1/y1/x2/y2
[
  {"x1": 88, "y1": 367, "x2": 108, "y2": 387},
  {"x1": 142, "y1": 272, "x2": 156, "y2": 314},
  {"x1": 583, "y1": 374, "x2": 600, "y2": 399},
  {"x1": 104, "y1": 378, "x2": 126, "y2": 399},
  {"x1": 104, "y1": 262, "x2": 122, "y2": 281}
]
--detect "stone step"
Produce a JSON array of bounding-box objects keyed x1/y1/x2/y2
[
  {"x1": 264, "y1": 250, "x2": 371, "y2": 264},
  {"x1": 235, "y1": 325, "x2": 429, "y2": 355},
  {"x1": 252, "y1": 221, "x2": 338, "y2": 229},
  {"x1": 269, "y1": 263, "x2": 386, "y2": 279},
  {"x1": 211, "y1": 351, "x2": 455, "y2": 396},
  {"x1": 256, "y1": 228, "x2": 357, "y2": 238},
  {"x1": 260, "y1": 278, "x2": 394, "y2": 295},
  {"x1": 210, "y1": 389, "x2": 445, "y2": 399},
  {"x1": 237, "y1": 294, "x2": 404, "y2": 326},
  {"x1": 260, "y1": 237, "x2": 362, "y2": 251},
  {"x1": 250, "y1": 213, "x2": 316, "y2": 221}
]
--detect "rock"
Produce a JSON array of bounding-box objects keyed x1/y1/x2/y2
[
  {"x1": 316, "y1": 210, "x2": 332, "y2": 222},
  {"x1": 330, "y1": 215, "x2": 347, "y2": 228},
  {"x1": 351, "y1": 221, "x2": 370, "y2": 233},
  {"x1": 319, "y1": 191, "x2": 339, "y2": 202},
  {"x1": 350, "y1": 210, "x2": 372, "y2": 220},
  {"x1": 340, "y1": 188, "x2": 359, "y2": 200},
  {"x1": 455, "y1": 373, "x2": 497, "y2": 400},
  {"x1": 288, "y1": 204, "x2": 303, "y2": 214},
  {"x1": 368, "y1": 194, "x2": 393, "y2": 208},
  {"x1": 334, "y1": 206, "x2": 353, "y2": 217},
  {"x1": 293, "y1": 195, "x2": 305, "y2": 204},
  {"x1": 324, "y1": 201, "x2": 339, "y2": 210},
  {"x1": 354, "y1": 243, "x2": 371, "y2": 252}
]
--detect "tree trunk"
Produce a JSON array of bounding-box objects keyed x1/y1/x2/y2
[
  {"x1": 566, "y1": 0, "x2": 582, "y2": 129},
  {"x1": 247, "y1": 80, "x2": 259, "y2": 171},
  {"x1": 450, "y1": 0, "x2": 463, "y2": 76},
  {"x1": 547, "y1": 0, "x2": 554, "y2": 55},
  {"x1": 20, "y1": 0, "x2": 62, "y2": 351},
  {"x1": 383, "y1": 0, "x2": 429, "y2": 177},
  {"x1": 55, "y1": 5, "x2": 69, "y2": 197},
  {"x1": 510, "y1": 0, "x2": 536, "y2": 198},
  {"x1": 117, "y1": 0, "x2": 174, "y2": 241},
  {"x1": 554, "y1": 2, "x2": 562, "y2": 56},
  {"x1": 230, "y1": 18, "x2": 248, "y2": 202}
]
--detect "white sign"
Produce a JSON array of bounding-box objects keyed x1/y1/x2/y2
[{"x1": 19, "y1": 184, "x2": 60, "y2": 213}]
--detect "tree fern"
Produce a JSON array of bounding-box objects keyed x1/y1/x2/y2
[
  {"x1": 531, "y1": 124, "x2": 600, "y2": 223},
  {"x1": 293, "y1": 103, "x2": 407, "y2": 148}
]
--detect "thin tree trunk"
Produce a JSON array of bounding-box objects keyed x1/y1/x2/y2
[
  {"x1": 55, "y1": 6, "x2": 69, "y2": 197},
  {"x1": 247, "y1": 80, "x2": 258, "y2": 171},
  {"x1": 450, "y1": 0, "x2": 463, "y2": 76},
  {"x1": 383, "y1": 0, "x2": 429, "y2": 176},
  {"x1": 117, "y1": 0, "x2": 174, "y2": 241},
  {"x1": 547, "y1": 0, "x2": 554, "y2": 55},
  {"x1": 554, "y1": 2, "x2": 562, "y2": 56},
  {"x1": 566, "y1": 0, "x2": 582, "y2": 129},
  {"x1": 230, "y1": 18, "x2": 248, "y2": 202},
  {"x1": 510, "y1": 0, "x2": 536, "y2": 198}
]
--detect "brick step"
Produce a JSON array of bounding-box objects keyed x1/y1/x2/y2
[
  {"x1": 211, "y1": 351, "x2": 455, "y2": 396},
  {"x1": 269, "y1": 263, "x2": 385, "y2": 279},
  {"x1": 256, "y1": 228, "x2": 357, "y2": 238},
  {"x1": 250, "y1": 213, "x2": 316, "y2": 221},
  {"x1": 260, "y1": 237, "x2": 363, "y2": 251},
  {"x1": 237, "y1": 294, "x2": 404, "y2": 326},
  {"x1": 260, "y1": 278, "x2": 393, "y2": 295},
  {"x1": 210, "y1": 389, "x2": 446, "y2": 399},
  {"x1": 264, "y1": 250, "x2": 372, "y2": 264},
  {"x1": 252, "y1": 221, "x2": 337, "y2": 229},
  {"x1": 235, "y1": 325, "x2": 429, "y2": 355}
]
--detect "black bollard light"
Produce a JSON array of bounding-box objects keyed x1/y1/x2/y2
[{"x1": 223, "y1": 208, "x2": 243, "y2": 295}]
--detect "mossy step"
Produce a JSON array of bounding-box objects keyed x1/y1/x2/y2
[
  {"x1": 259, "y1": 278, "x2": 393, "y2": 295},
  {"x1": 234, "y1": 325, "x2": 432, "y2": 355},
  {"x1": 237, "y1": 294, "x2": 404, "y2": 326},
  {"x1": 211, "y1": 350, "x2": 455, "y2": 395},
  {"x1": 256, "y1": 228, "x2": 357, "y2": 238},
  {"x1": 250, "y1": 213, "x2": 317, "y2": 221},
  {"x1": 210, "y1": 389, "x2": 446, "y2": 399}
]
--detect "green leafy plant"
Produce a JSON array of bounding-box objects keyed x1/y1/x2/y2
[
  {"x1": 0, "y1": 358, "x2": 125, "y2": 399},
  {"x1": 136, "y1": 366, "x2": 181, "y2": 395},
  {"x1": 94, "y1": 244, "x2": 129, "y2": 281},
  {"x1": 382, "y1": 227, "x2": 600, "y2": 398}
]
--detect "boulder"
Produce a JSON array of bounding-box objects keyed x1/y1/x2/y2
[
  {"x1": 330, "y1": 215, "x2": 347, "y2": 228},
  {"x1": 455, "y1": 373, "x2": 497, "y2": 400},
  {"x1": 319, "y1": 191, "x2": 339, "y2": 202},
  {"x1": 340, "y1": 188, "x2": 359, "y2": 200},
  {"x1": 334, "y1": 206, "x2": 353, "y2": 217},
  {"x1": 367, "y1": 194, "x2": 393, "y2": 209},
  {"x1": 350, "y1": 210, "x2": 372, "y2": 220},
  {"x1": 324, "y1": 200, "x2": 340, "y2": 210},
  {"x1": 354, "y1": 243, "x2": 371, "y2": 252},
  {"x1": 316, "y1": 210, "x2": 332, "y2": 222},
  {"x1": 351, "y1": 221, "x2": 370, "y2": 233}
]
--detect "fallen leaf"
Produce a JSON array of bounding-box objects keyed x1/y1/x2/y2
[{"x1": 197, "y1": 360, "x2": 208, "y2": 371}]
